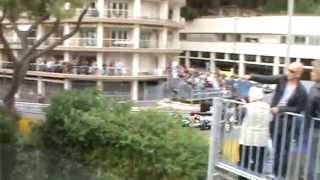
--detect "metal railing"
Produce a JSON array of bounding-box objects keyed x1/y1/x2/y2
[
  {"x1": 103, "y1": 9, "x2": 132, "y2": 19},
  {"x1": 68, "y1": 37, "x2": 97, "y2": 47},
  {"x1": 1, "y1": 61, "x2": 132, "y2": 76},
  {"x1": 140, "y1": 40, "x2": 158, "y2": 48},
  {"x1": 207, "y1": 98, "x2": 320, "y2": 180},
  {"x1": 103, "y1": 39, "x2": 134, "y2": 48},
  {"x1": 1, "y1": 61, "x2": 166, "y2": 77}
]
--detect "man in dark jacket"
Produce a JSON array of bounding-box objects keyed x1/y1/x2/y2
[
  {"x1": 306, "y1": 60, "x2": 320, "y2": 121},
  {"x1": 243, "y1": 62, "x2": 308, "y2": 178},
  {"x1": 305, "y1": 60, "x2": 320, "y2": 179}
]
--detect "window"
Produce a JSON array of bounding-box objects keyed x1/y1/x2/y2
[
  {"x1": 290, "y1": 58, "x2": 297, "y2": 62},
  {"x1": 309, "y1": 36, "x2": 320, "y2": 45},
  {"x1": 111, "y1": 30, "x2": 128, "y2": 47},
  {"x1": 279, "y1": 57, "x2": 286, "y2": 64},
  {"x1": 202, "y1": 52, "x2": 210, "y2": 58},
  {"x1": 190, "y1": 51, "x2": 199, "y2": 57},
  {"x1": 140, "y1": 32, "x2": 152, "y2": 48},
  {"x1": 281, "y1": 36, "x2": 287, "y2": 43},
  {"x1": 80, "y1": 28, "x2": 97, "y2": 46},
  {"x1": 215, "y1": 53, "x2": 225, "y2": 59},
  {"x1": 261, "y1": 56, "x2": 274, "y2": 63},
  {"x1": 216, "y1": 34, "x2": 226, "y2": 41},
  {"x1": 227, "y1": 34, "x2": 241, "y2": 42},
  {"x1": 294, "y1": 36, "x2": 306, "y2": 44},
  {"x1": 245, "y1": 55, "x2": 256, "y2": 62},
  {"x1": 245, "y1": 37, "x2": 258, "y2": 43},
  {"x1": 300, "y1": 58, "x2": 313, "y2": 66},
  {"x1": 180, "y1": 51, "x2": 186, "y2": 56},
  {"x1": 179, "y1": 33, "x2": 187, "y2": 41},
  {"x1": 169, "y1": 9, "x2": 173, "y2": 19},
  {"x1": 107, "y1": 2, "x2": 129, "y2": 18},
  {"x1": 229, "y1": 53, "x2": 239, "y2": 61},
  {"x1": 179, "y1": 58, "x2": 186, "y2": 66}
]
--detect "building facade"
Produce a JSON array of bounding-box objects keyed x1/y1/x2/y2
[
  {"x1": 0, "y1": 0, "x2": 185, "y2": 102},
  {"x1": 180, "y1": 16, "x2": 320, "y2": 80}
]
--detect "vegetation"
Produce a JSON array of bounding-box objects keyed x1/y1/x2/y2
[
  {"x1": 0, "y1": 107, "x2": 19, "y2": 180},
  {"x1": 182, "y1": 0, "x2": 320, "y2": 20},
  {"x1": 0, "y1": 0, "x2": 93, "y2": 112},
  {"x1": 10, "y1": 89, "x2": 208, "y2": 180}
]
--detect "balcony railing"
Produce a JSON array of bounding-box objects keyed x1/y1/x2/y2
[
  {"x1": 140, "y1": 40, "x2": 158, "y2": 48},
  {"x1": 68, "y1": 37, "x2": 97, "y2": 47},
  {"x1": 1, "y1": 62, "x2": 166, "y2": 77},
  {"x1": 1, "y1": 61, "x2": 131, "y2": 76},
  {"x1": 103, "y1": 9, "x2": 132, "y2": 19},
  {"x1": 103, "y1": 39, "x2": 134, "y2": 48},
  {"x1": 76, "y1": 8, "x2": 100, "y2": 17},
  {"x1": 45, "y1": 37, "x2": 63, "y2": 46},
  {"x1": 0, "y1": 37, "x2": 176, "y2": 49}
]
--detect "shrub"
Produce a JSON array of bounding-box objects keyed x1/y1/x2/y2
[
  {"x1": 0, "y1": 106, "x2": 19, "y2": 180},
  {"x1": 36, "y1": 89, "x2": 208, "y2": 179}
]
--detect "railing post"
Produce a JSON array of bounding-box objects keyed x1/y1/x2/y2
[{"x1": 207, "y1": 97, "x2": 223, "y2": 180}]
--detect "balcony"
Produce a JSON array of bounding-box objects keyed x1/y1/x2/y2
[
  {"x1": 140, "y1": 40, "x2": 158, "y2": 48},
  {"x1": 68, "y1": 38, "x2": 97, "y2": 47},
  {"x1": 0, "y1": 62, "x2": 167, "y2": 81},
  {"x1": 103, "y1": 9, "x2": 132, "y2": 19},
  {"x1": 103, "y1": 39, "x2": 134, "y2": 48}
]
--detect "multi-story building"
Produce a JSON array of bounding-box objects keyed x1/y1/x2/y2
[
  {"x1": 0, "y1": 0, "x2": 185, "y2": 102},
  {"x1": 180, "y1": 16, "x2": 320, "y2": 80}
]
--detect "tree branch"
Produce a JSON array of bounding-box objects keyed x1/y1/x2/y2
[
  {"x1": 24, "y1": 7, "x2": 89, "y2": 64},
  {"x1": 26, "y1": 15, "x2": 50, "y2": 37},
  {"x1": 20, "y1": 18, "x2": 61, "y2": 63},
  {"x1": 0, "y1": 10, "x2": 18, "y2": 65},
  {"x1": 0, "y1": 9, "x2": 6, "y2": 23},
  {"x1": 10, "y1": 19, "x2": 28, "y2": 51}
]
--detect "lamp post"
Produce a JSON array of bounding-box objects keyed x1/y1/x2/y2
[{"x1": 285, "y1": 0, "x2": 295, "y2": 71}]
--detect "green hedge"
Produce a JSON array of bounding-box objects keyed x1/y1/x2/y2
[{"x1": 31, "y1": 89, "x2": 209, "y2": 180}]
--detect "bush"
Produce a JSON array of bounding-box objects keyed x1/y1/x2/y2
[
  {"x1": 0, "y1": 106, "x2": 19, "y2": 180},
  {"x1": 181, "y1": 6, "x2": 200, "y2": 21},
  {"x1": 36, "y1": 89, "x2": 209, "y2": 180},
  {"x1": 260, "y1": 0, "x2": 320, "y2": 14}
]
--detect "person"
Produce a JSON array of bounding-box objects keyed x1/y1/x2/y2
[
  {"x1": 305, "y1": 60, "x2": 320, "y2": 180},
  {"x1": 306, "y1": 59, "x2": 320, "y2": 122},
  {"x1": 238, "y1": 87, "x2": 271, "y2": 180},
  {"x1": 243, "y1": 62, "x2": 308, "y2": 177}
]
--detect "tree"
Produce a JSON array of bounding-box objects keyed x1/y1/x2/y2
[{"x1": 0, "y1": 0, "x2": 93, "y2": 112}]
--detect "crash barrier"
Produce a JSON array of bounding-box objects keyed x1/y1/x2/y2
[
  {"x1": 172, "y1": 87, "x2": 227, "y2": 102},
  {"x1": 207, "y1": 98, "x2": 320, "y2": 180},
  {"x1": 190, "y1": 89, "x2": 226, "y2": 102},
  {"x1": 0, "y1": 100, "x2": 48, "y2": 115}
]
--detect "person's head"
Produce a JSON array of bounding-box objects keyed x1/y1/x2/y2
[
  {"x1": 248, "y1": 86, "x2": 264, "y2": 102},
  {"x1": 287, "y1": 62, "x2": 304, "y2": 81},
  {"x1": 311, "y1": 60, "x2": 320, "y2": 81}
]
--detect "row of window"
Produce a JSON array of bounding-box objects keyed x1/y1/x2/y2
[
  {"x1": 180, "y1": 51, "x2": 314, "y2": 66},
  {"x1": 180, "y1": 33, "x2": 320, "y2": 46}
]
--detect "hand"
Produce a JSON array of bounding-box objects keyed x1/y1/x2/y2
[
  {"x1": 271, "y1": 107, "x2": 279, "y2": 114},
  {"x1": 241, "y1": 74, "x2": 252, "y2": 80}
]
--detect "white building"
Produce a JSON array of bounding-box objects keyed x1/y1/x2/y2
[
  {"x1": 180, "y1": 16, "x2": 320, "y2": 80},
  {"x1": 0, "y1": 0, "x2": 186, "y2": 102}
]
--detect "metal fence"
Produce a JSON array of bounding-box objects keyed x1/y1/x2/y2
[{"x1": 207, "y1": 98, "x2": 320, "y2": 180}]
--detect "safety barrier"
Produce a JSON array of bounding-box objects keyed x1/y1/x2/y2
[{"x1": 207, "y1": 98, "x2": 320, "y2": 180}]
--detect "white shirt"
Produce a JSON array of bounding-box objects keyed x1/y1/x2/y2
[{"x1": 278, "y1": 83, "x2": 297, "y2": 106}]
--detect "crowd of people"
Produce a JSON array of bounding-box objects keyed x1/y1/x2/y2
[
  {"x1": 37, "y1": 59, "x2": 127, "y2": 76},
  {"x1": 173, "y1": 65, "x2": 233, "y2": 90},
  {"x1": 238, "y1": 60, "x2": 320, "y2": 179}
]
